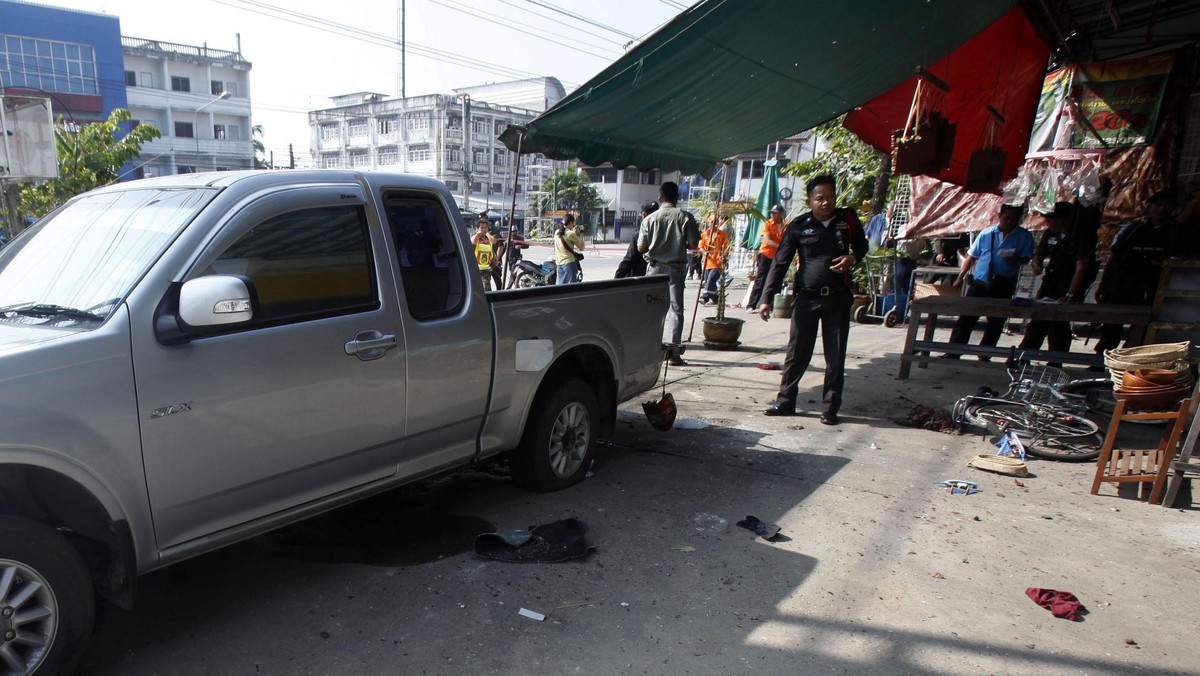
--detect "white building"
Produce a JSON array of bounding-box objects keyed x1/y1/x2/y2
[
  {"x1": 308, "y1": 77, "x2": 568, "y2": 214},
  {"x1": 123, "y1": 36, "x2": 254, "y2": 177}
]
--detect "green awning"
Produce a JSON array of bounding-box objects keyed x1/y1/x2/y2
[{"x1": 500, "y1": 0, "x2": 1020, "y2": 176}]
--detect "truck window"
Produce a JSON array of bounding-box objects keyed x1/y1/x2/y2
[
  {"x1": 382, "y1": 192, "x2": 465, "y2": 319},
  {"x1": 201, "y1": 205, "x2": 378, "y2": 324}
]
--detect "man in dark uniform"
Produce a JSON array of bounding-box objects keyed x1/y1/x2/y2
[
  {"x1": 757, "y1": 174, "x2": 869, "y2": 426},
  {"x1": 1094, "y1": 187, "x2": 1196, "y2": 351},
  {"x1": 1018, "y1": 201, "x2": 1095, "y2": 358}
]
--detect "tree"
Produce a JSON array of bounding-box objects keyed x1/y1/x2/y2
[
  {"x1": 533, "y1": 166, "x2": 604, "y2": 215},
  {"x1": 17, "y1": 108, "x2": 161, "y2": 219},
  {"x1": 252, "y1": 124, "x2": 271, "y2": 169},
  {"x1": 782, "y1": 115, "x2": 891, "y2": 214}
]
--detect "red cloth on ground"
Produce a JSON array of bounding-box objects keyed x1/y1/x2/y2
[{"x1": 1025, "y1": 587, "x2": 1085, "y2": 621}]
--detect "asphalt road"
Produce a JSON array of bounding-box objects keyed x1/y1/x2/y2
[{"x1": 76, "y1": 272, "x2": 1200, "y2": 676}]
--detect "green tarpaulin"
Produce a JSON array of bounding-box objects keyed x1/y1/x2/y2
[{"x1": 500, "y1": 0, "x2": 1019, "y2": 176}]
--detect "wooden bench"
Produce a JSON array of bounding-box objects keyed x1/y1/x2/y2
[{"x1": 898, "y1": 295, "x2": 1152, "y2": 378}]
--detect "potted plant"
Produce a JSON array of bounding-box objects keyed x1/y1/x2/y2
[{"x1": 701, "y1": 198, "x2": 763, "y2": 349}]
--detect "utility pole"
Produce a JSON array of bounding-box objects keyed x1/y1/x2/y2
[
  {"x1": 288, "y1": 143, "x2": 295, "y2": 169},
  {"x1": 397, "y1": 0, "x2": 406, "y2": 99},
  {"x1": 462, "y1": 94, "x2": 471, "y2": 210}
]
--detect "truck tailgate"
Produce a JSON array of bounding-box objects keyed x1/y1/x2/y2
[{"x1": 479, "y1": 276, "x2": 669, "y2": 456}]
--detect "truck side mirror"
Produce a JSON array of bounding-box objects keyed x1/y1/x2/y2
[{"x1": 179, "y1": 275, "x2": 254, "y2": 326}]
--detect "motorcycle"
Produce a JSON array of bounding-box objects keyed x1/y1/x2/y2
[{"x1": 512, "y1": 256, "x2": 557, "y2": 287}]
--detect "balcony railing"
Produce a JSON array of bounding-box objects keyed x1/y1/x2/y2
[{"x1": 122, "y1": 36, "x2": 249, "y2": 64}]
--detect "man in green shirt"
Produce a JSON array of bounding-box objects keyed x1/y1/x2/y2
[{"x1": 638, "y1": 181, "x2": 701, "y2": 365}]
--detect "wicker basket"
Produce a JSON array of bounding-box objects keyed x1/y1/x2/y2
[
  {"x1": 1104, "y1": 342, "x2": 1192, "y2": 387},
  {"x1": 967, "y1": 454, "x2": 1029, "y2": 477},
  {"x1": 1104, "y1": 342, "x2": 1190, "y2": 366},
  {"x1": 1107, "y1": 358, "x2": 1193, "y2": 387}
]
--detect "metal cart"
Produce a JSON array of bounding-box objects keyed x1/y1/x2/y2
[{"x1": 855, "y1": 251, "x2": 904, "y2": 327}]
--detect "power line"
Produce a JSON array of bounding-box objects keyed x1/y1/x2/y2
[
  {"x1": 519, "y1": 0, "x2": 638, "y2": 40},
  {"x1": 423, "y1": 0, "x2": 618, "y2": 60},
  {"x1": 212, "y1": 0, "x2": 576, "y2": 87},
  {"x1": 491, "y1": 0, "x2": 626, "y2": 46}
]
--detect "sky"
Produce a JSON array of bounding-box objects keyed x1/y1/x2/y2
[{"x1": 60, "y1": 0, "x2": 686, "y2": 166}]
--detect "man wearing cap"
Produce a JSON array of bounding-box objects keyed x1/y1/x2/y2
[
  {"x1": 947, "y1": 203, "x2": 1035, "y2": 358},
  {"x1": 1094, "y1": 187, "x2": 1194, "y2": 351},
  {"x1": 639, "y1": 181, "x2": 701, "y2": 365},
  {"x1": 747, "y1": 204, "x2": 788, "y2": 311},
  {"x1": 757, "y1": 174, "x2": 868, "y2": 426},
  {"x1": 1018, "y1": 201, "x2": 1094, "y2": 358}
]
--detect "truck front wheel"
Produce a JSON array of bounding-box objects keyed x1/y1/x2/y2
[
  {"x1": 0, "y1": 516, "x2": 95, "y2": 676},
  {"x1": 512, "y1": 377, "x2": 598, "y2": 492}
]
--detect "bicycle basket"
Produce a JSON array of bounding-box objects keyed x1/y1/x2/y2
[{"x1": 1013, "y1": 363, "x2": 1070, "y2": 405}]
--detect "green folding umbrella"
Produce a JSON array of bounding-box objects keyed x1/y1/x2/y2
[{"x1": 742, "y1": 160, "x2": 779, "y2": 250}]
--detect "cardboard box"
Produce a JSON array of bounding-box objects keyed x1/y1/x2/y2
[{"x1": 913, "y1": 282, "x2": 958, "y2": 300}]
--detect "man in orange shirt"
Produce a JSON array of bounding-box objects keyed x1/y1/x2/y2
[
  {"x1": 699, "y1": 215, "x2": 729, "y2": 305},
  {"x1": 747, "y1": 204, "x2": 787, "y2": 311}
]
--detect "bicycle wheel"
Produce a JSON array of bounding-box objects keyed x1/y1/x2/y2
[
  {"x1": 965, "y1": 402, "x2": 1103, "y2": 462},
  {"x1": 1021, "y1": 406, "x2": 1103, "y2": 462},
  {"x1": 964, "y1": 401, "x2": 1036, "y2": 435},
  {"x1": 1060, "y1": 379, "x2": 1117, "y2": 424}
]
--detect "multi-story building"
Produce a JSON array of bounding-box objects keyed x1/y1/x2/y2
[
  {"x1": 0, "y1": 1, "x2": 253, "y2": 179},
  {"x1": 309, "y1": 77, "x2": 568, "y2": 214},
  {"x1": 123, "y1": 37, "x2": 254, "y2": 177},
  {"x1": 0, "y1": 0, "x2": 128, "y2": 125}
]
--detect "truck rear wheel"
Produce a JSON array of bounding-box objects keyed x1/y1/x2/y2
[
  {"x1": 0, "y1": 516, "x2": 95, "y2": 676},
  {"x1": 512, "y1": 377, "x2": 598, "y2": 492}
]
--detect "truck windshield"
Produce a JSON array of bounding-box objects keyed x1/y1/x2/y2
[{"x1": 0, "y1": 187, "x2": 215, "y2": 328}]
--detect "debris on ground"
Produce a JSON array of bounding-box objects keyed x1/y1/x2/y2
[
  {"x1": 735, "y1": 515, "x2": 782, "y2": 541},
  {"x1": 1025, "y1": 587, "x2": 1086, "y2": 621},
  {"x1": 967, "y1": 453, "x2": 1030, "y2": 477},
  {"x1": 518, "y1": 608, "x2": 546, "y2": 621},
  {"x1": 692, "y1": 513, "x2": 728, "y2": 532},
  {"x1": 475, "y1": 518, "x2": 590, "y2": 563},
  {"x1": 939, "y1": 480, "x2": 979, "y2": 495},
  {"x1": 897, "y1": 405, "x2": 962, "y2": 434}
]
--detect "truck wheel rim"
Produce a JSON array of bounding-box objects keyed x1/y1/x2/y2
[
  {"x1": 0, "y1": 558, "x2": 58, "y2": 674},
  {"x1": 548, "y1": 402, "x2": 590, "y2": 478}
]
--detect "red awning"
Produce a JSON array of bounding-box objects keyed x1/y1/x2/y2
[{"x1": 843, "y1": 6, "x2": 1049, "y2": 188}]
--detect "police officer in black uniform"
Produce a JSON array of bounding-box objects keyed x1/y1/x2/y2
[
  {"x1": 1018, "y1": 201, "x2": 1095, "y2": 356},
  {"x1": 758, "y1": 174, "x2": 869, "y2": 426},
  {"x1": 1094, "y1": 187, "x2": 1198, "y2": 351}
]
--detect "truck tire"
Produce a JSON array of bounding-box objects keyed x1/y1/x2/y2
[
  {"x1": 0, "y1": 516, "x2": 95, "y2": 675},
  {"x1": 512, "y1": 377, "x2": 598, "y2": 492}
]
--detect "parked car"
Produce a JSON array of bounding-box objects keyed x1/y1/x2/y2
[{"x1": 0, "y1": 170, "x2": 668, "y2": 674}]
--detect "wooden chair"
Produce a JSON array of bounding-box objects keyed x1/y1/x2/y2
[{"x1": 1091, "y1": 396, "x2": 1192, "y2": 505}]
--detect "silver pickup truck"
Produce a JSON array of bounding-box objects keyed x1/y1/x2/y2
[{"x1": 0, "y1": 170, "x2": 667, "y2": 674}]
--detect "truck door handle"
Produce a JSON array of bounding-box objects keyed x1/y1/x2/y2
[{"x1": 345, "y1": 330, "x2": 397, "y2": 361}]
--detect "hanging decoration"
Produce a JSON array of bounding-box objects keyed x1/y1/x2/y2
[
  {"x1": 891, "y1": 69, "x2": 957, "y2": 176},
  {"x1": 963, "y1": 106, "x2": 1007, "y2": 193}
]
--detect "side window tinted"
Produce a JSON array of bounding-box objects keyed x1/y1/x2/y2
[
  {"x1": 202, "y1": 205, "x2": 377, "y2": 324},
  {"x1": 382, "y1": 192, "x2": 465, "y2": 319}
]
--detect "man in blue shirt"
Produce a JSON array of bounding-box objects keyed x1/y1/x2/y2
[{"x1": 947, "y1": 203, "x2": 1035, "y2": 358}]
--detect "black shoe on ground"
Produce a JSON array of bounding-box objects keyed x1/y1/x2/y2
[
  {"x1": 763, "y1": 401, "x2": 796, "y2": 416},
  {"x1": 820, "y1": 412, "x2": 840, "y2": 426}
]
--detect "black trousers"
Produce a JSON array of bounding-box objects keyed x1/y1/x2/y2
[
  {"x1": 747, "y1": 253, "x2": 774, "y2": 308},
  {"x1": 775, "y1": 290, "x2": 852, "y2": 415},
  {"x1": 949, "y1": 277, "x2": 1016, "y2": 348},
  {"x1": 1020, "y1": 317, "x2": 1072, "y2": 353}
]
